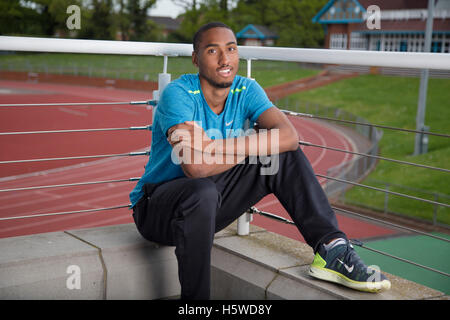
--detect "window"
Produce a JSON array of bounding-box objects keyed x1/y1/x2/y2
[
  {"x1": 350, "y1": 33, "x2": 368, "y2": 50},
  {"x1": 330, "y1": 33, "x2": 347, "y2": 49}
]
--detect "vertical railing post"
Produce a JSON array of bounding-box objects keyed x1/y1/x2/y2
[
  {"x1": 152, "y1": 55, "x2": 171, "y2": 122},
  {"x1": 433, "y1": 193, "x2": 438, "y2": 226},
  {"x1": 246, "y1": 58, "x2": 253, "y2": 80},
  {"x1": 237, "y1": 58, "x2": 255, "y2": 236},
  {"x1": 237, "y1": 119, "x2": 252, "y2": 236},
  {"x1": 384, "y1": 183, "x2": 390, "y2": 216}
]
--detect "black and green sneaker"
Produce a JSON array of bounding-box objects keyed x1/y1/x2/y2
[{"x1": 309, "y1": 239, "x2": 391, "y2": 292}]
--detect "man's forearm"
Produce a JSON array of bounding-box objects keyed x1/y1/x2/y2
[
  {"x1": 180, "y1": 128, "x2": 296, "y2": 178},
  {"x1": 210, "y1": 128, "x2": 298, "y2": 157}
]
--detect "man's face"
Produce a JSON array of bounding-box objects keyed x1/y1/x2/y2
[{"x1": 192, "y1": 27, "x2": 239, "y2": 88}]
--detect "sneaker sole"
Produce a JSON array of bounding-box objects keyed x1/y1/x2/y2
[{"x1": 309, "y1": 266, "x2": 391, "y2": 293}]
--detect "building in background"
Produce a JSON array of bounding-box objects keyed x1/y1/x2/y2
[
  {"x1": 313, "y1": 0, "x2": 450, "y2": 52},
  {"x1": 148, "y1": 16, "x2": 181, "y2": 39},
  {"x1": 236, "y1": 24, "x2": 278, "y2": 46}
]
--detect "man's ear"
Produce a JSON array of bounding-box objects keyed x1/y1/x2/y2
[{"x1": 192, "y1": 51, "x2": 198, "y2": 67}]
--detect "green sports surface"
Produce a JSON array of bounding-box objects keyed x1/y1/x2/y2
[{"x1": 354, "y1": 232, "x2": 450, "y2": 295}]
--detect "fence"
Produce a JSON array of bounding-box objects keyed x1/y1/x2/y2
[
  {"x1": 275, "y1": 99, "x2": 449, "y2": 228},
  {"x1": 339, "y1": 178, "x2": 450, "y2": 228},
  {"x1": 275, "y1": 99, "x2": 383, "y2": 199},
  {"x1": 0, "y1": 35, "x2": 449, "y2": 282}
]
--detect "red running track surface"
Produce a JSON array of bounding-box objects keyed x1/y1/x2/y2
[{"x1": 0, "y1": 80, "x2": 398, "y2": 241}]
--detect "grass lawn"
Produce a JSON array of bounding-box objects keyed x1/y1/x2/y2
[
  {"x1": 0, "y1": 52, "x2": 320, "y2": 88},
  {"x1": 278, "y1": 74, "x2": 450, "y2": 225}
]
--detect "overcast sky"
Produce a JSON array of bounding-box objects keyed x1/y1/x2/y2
[{"x1": 148, "y1": 0, "x2": 186, "y2": 18}]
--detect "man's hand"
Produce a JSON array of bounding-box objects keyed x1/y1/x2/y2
[{"x1": 167, "y1": 121, "x2": 212, "y2": 152}]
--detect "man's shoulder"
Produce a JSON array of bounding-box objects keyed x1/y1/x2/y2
[
  {"x1": 231, "y1": 75, "x2": 261, "y2": 91},
  {"x1": 165, "y1": 73, "x2": 200, "y2": 94}
]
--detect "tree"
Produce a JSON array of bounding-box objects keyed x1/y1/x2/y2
[
  {"x1": 172, "y1": 0, "x2": 237, "y2": 43},
  {"x1": 172, "y1": 0, "x2": 327, "y2": 48},
  {"x1": 270, "y1": 0, "x2": 328, "y2": 48},
  {"x1": 125, "y1": 0, "x2": 159, "y2": 41},
  {"x1": 79, "y1": 0, "x2": 115, "y2": 40},
  {"x1": 0, "y1": 0, "x2": 54, "y2": 36}
]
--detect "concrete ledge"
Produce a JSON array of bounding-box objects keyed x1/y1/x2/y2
[{"x1": 0, "y1": 222, "x2": 446, "y2": 300}]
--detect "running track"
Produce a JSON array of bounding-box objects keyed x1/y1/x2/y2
[{"x1": 0, "y1": 80, "x2": 398, "y2": 240}]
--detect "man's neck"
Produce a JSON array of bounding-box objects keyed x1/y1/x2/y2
[{"x1": 199, "y1": 76, "x2": 232, "y2": 115}]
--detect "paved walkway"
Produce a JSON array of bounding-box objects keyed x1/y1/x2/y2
[{"x1": 265, "y1": 69, "x2": 359, "y2": 101}]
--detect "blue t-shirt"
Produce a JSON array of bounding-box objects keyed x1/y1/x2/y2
[{"x1": 129, "y1": 73, "x2": 274, "y2": 207}]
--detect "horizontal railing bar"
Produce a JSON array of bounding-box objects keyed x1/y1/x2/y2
[
  {"x1": 248, "y1": 205, "x2": 449, "y2": 277},
  {"x1": 0, "y1": 151, "x2": 150, "y2": 164},
  {"x1": 0, "y1": 204, "x2": 131, "y2": 221},
  {"x1": 0, "y1": 177, "x2": 140, "y2": 193},
  {"x1": 299, "y1": 141, "x2": 450, "y2": 173},
  {"x1": 317, "y1": 174, "x2": 450, "y2": 208},
  {"x1": 350, "y1": 240, "x2": 450, "y2": 277},
  {"x1": 251, "y1": 205, "x2": 450, "y2": 244},
  {"x1": 247, "y1": 206, "x2": 295, "y2": 225},
  {"x1": 332, "y1": 206, "x2": 450, "y2": 243},
  {"x1": 0, "y1": 100, "x2": 153, "y2": 107},
  {"x1": 1, "y1": 36, "x2": 450, "y2": 70},
  {"x1": 282, "y1": 110, "x2": 450, "y2": 138},
  {"x1": 0, "y1": 125, "x2": 152, "y2": 136}
]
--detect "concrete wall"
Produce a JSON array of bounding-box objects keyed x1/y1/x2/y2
[{"x1": 0, "y1": 222, "x2": 447, "y2": 300}]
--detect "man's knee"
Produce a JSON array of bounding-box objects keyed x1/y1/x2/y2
[
  {"x1": 180, "y1": 178, "x2": 221, "y2": 215},
  {"x1": 259, "y1": 147, "x2": 302, "y2": 176}
]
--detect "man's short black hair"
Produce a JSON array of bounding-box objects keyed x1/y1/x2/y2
[{"x1": 193, "y1": 22, "x2": 235, "y2": 52}]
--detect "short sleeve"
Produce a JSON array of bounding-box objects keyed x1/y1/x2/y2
[
  {"x1": 246, "y1": 80, "x2": 274, "y2": 123},
  {"x1": 156, "y1": 83, "x2": 195, "y2": 137}
]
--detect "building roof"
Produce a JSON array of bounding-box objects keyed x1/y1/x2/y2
[
  {"x1": 148, "y1": 16, "x2": 181, "y2": 31},
  {"x1": 312, "y1": 0, "x2": 366, "y2": 24},
  {"x1": 236, "y1": 24, "x2": 278, "y2": 39},
  {"x1": 313, "y1": 0, "x2": 450, "y2": 27},
  {"x1": 357, "y1": 0, "x2": 429, "y2": 10}
]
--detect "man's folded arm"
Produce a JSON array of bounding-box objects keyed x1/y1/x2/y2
[{"x1": 167, "y1": 107, "x2": 299, "y2": 178}]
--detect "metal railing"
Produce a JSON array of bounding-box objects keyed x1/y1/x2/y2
[{"x1": 0, "y1": 36, "x2": 449, "y2": 281}]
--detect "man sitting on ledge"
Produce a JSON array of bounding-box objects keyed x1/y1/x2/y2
[{"x1": 129, "y1": 22, "x2": 391, "y2": 300}]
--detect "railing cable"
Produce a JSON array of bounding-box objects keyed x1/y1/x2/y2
[
  {"x1": 316, "y1": 173, "x2": 450, "y2": 208},
  {"x1": 0, "y1": 125, "x2": 152, "y2": 136},
  {"x1": 349, "y1": 239, "x2": 450, "y2": 277},
  {"x1": 0, "y1": 150, "x2": 150, "y2": 164},
  {"x1": 0, "y1": 100, "x2": 155, "y2": 107},
  {"x1": 249, "y1": 206, "x2": 450, "y2": 243},
  {"x1": 0, "y1": 177, "x2": 140, "y2": 193},
  {"x1": 247, "y1": 206, "x2": 449, "y2": 277},
  {"x1": 282, "y1": 109, "x2": 450, "y2": 138},
  {"x1": 331, "y1": 206, "x2": 450, "y2": 243},
  {"x1": 299, "y1": 141, "x2": 450, "y2": 174},
  {"x1": 0, "y1": 204, "x2": 131, "y2": 221},
  {"x1": 247, "y1": 206, "x2": 295, "y2": 225}
]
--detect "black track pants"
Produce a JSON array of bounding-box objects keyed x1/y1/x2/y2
[{"x1": 132, "y1": 147, "x2": 347, "y2": 300}]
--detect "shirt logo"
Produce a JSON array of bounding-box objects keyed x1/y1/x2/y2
[
  {"x1": 230, "y1": 86, "x2": 246, "y2": 94},
  {"x1": 225, "y1": 120, "x2": 234, "y2": 126},
  {"x1": 337, "y1": 259, "x2": 354, "y2": 273}
]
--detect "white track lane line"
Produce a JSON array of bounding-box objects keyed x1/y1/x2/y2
[
  {"x1": 66, "y1": 213, "x2": 132, "y2": 231},
  {"x1": 299, "y1": 119, "x2": 347, "y2": 168}
]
